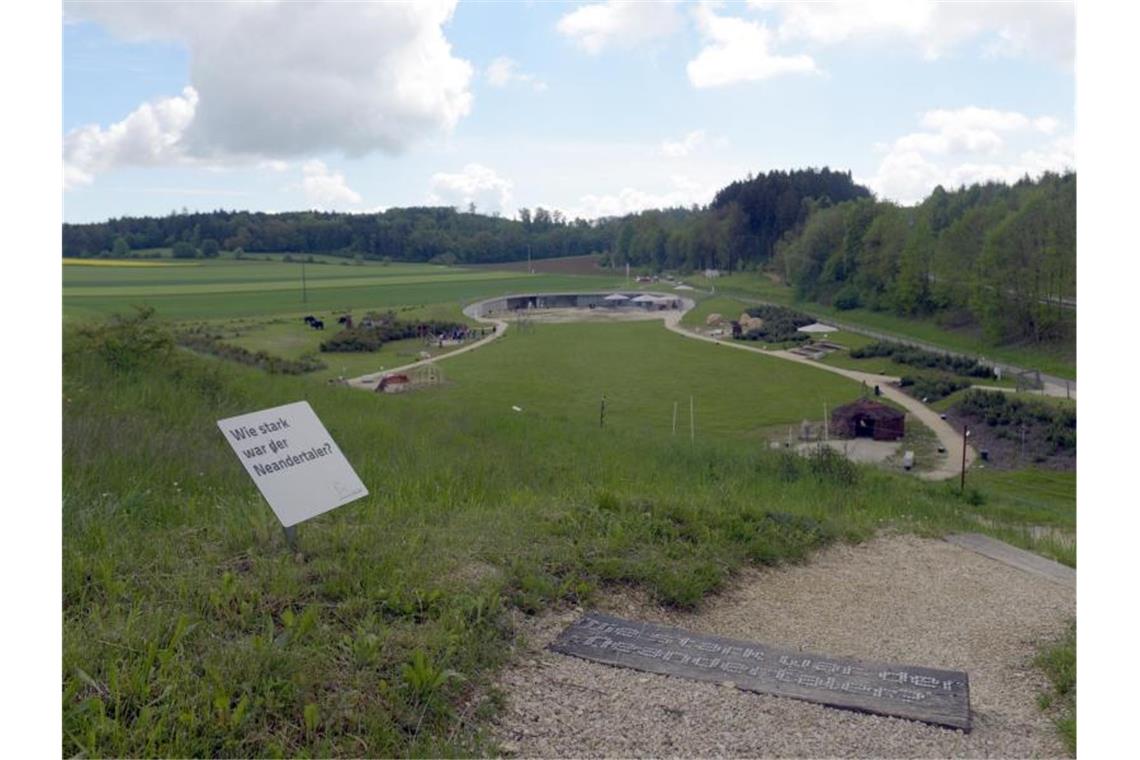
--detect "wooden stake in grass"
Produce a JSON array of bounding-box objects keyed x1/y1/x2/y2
[
  {"x1": 600, "y1": 395, "x2": 606, "y2": 429},
  {"x1": 960, "y1": 425, "x2": 969, "y2": 492},
  {"x1": 672, "y1": 401, "x2": 678, "y2": 435}
]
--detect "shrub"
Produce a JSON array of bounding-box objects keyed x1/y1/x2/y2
[
  {"x1": 320, "y1": 318, "x2": 468, "y2": 353},
  {"x1": 899, "y1": 374, "x2": 971, "y2": 401},
  {"x1": 75, "y1": 306, "x2": 173, "y2": 371},
  {"x1": 954, "y1": 389, "x2": 1076, "y2": 455},
  {"x1": 806, "y1": 445, "x2": 860, "y2": 486},
  {"x1": 850, "y1": 341, "x2": 993, "y2": 378},
  {"x1": 736, "y1": 305, "x2": 814, "y2": 344},
  {"x1": 176, "y1": 329, "x2": 325, "y2": 374}
]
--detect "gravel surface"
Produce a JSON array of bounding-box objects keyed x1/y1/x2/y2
[{"x1": 490, "y1": 534, "x2": 1074, "y2": 758}]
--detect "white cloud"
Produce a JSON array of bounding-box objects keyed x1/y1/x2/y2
[
  {"x1": 770, "y1": 0, "x2": 1074, "y2": 65},
  {"x1": 567, "y1": 175, "x2": 714, "y2": 219},
  {"x1": 298, "y1": 160, "x2": 362, "y2": 209},
  {"x1": 429, "y1": 163, "x2": 513, "y2": 213},
  {"x1": 63, "y1": 86, "x2": 198, "y2": 189},
  {"x1": 920, "y1": 106, "x2": 1036, "y2": 133},
  {"x1": 661, "y1": 130, "x2": 707, "y2": 158},
  {"x1": 259, "y1": 159, "x2": 292, "y2": 173},
  {"x1": 485, "y1": 56, "x2": 547, "y2": 92},
  {"x1": 865, "y1": 107, "x2": 1074, "y2": 204},
  {"x1": 64, "y1": 1, "x2": 473, "y2": 186},
  {"x1": 557, "y1": 0, "x2": 682, "y2": 54},
  {"x1": 687, "y1": 4, "x2": 816, "y2": 88}
]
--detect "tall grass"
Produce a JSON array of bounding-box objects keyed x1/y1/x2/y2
[{"x1": 62, "y1": 313, "x2": 1075, "y2": 756}]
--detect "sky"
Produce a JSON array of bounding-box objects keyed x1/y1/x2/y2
[{"x1": 61, "y1": 1, "x2": 1075, "y2": 224}]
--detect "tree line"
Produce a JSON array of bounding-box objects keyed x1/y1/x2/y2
[
  {"x1": 63, "y1": 167, "x2": 1075, "y2": 345},
  {"x1": 776, "y1": 171, "x2": 1075, "y2": 344},
  {"x1": 62, "y1": 167, "x2": 867, "y2": 274},
  {"x1": 63, "y1": 206, "x2": 618, "y2": 265}
]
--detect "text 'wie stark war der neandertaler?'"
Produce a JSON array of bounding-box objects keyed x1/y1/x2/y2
[{"x1": 217, "y1": 401, "x2": 367, "y2": 528}]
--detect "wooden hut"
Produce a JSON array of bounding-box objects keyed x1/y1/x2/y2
[
  {"x1": 376, "y1": 373, "x2": 411, "y2": 393},
  {"x1": 829, "y1": 398, "x2": 905, "y2": 441}
]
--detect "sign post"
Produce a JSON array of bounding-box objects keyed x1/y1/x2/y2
[{"x1": 217, "y1": 401, "x2": 368, "y2": 546}]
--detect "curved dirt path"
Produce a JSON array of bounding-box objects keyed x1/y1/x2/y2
[
  {"x1": 346, "y1": 306, "x2": 508, "y2": 390},
  {"x1": 661, "y1": 310, "x2": 974, "y2": 481}
]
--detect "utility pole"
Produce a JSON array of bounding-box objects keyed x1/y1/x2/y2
[{"x1": 960, "y1": 425, "x2": 969, "y2": 493}]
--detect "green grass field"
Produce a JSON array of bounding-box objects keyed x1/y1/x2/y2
[
  {"x1": 61, "y1": 265, "x2": 1077, "y2": 756},
  {"x1": 696, "y1": 273, "x2": 1076, "y2": 379},
  {"x1": 392, "y1": 320, "x2": 867, "y2": 440},
  {"x1": 63, "y1": 258, "x2": 626, "y2": 322}
]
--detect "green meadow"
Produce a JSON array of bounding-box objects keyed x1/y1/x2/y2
[
  {"x1": 63, "y1": 258, "x2": 626, "y2": 322},
  {"x1": 61, "y1": 262, "x2": 1076, "y2": 756}
]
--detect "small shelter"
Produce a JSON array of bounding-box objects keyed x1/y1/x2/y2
[
  {"x1": 630, "y1": 294, "x2": 659, "y2": 309},
  {"x1": 829, "y1": 398, "x2": 905, "y2": 441},
  {"x1": 376, "y1": 373, "x2": 411, "y2": 393},
  {"x1": 603, "y1": 293, "x2": 631, "y2": 306}
]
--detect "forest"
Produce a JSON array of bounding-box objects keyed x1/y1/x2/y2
[{"x1": 62, "y1": 168, "x2": 1075, "y2": 345}]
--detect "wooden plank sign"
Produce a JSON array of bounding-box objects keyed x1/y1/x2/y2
[
  {"x1": 549, "y1": 611, "x2": 970, "y2": 731},
  {"x1": 217, "y1": 401, "x2": 367, "y2": 527}
]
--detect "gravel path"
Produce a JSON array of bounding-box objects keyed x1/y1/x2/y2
[
  {"x1": 491, "y1": 534, "x2": 1074, "y2": 758},
  {"x1": 346, "y1": 307, "x2": 509, "y2": 389},
  {"x1": 661, "y1": 312, "x2": 975, "y2": 481}
]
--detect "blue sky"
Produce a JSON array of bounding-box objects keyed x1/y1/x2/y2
[{"x1": 62, "y1": 1, "x2": 1075, "y2": 223}]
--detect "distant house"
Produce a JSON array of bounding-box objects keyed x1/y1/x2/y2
[{"x1": 829, "y1": 398, "x2": 905, "y2": 441}]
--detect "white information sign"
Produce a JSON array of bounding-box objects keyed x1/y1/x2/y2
[{"x1": 217, "y1": 401, "x2": 368, "y2": 527}]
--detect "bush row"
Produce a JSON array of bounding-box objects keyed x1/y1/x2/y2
[
  {"x1": 177, "y1": 330, "x2": 326, "y2": 374},
  {"x1": 736, "y1": 305, "x2": 815, "y2": 344},
  {"x1": 850, "y1": 340, "x2": 993, "y2": 378},
  {"x1": 954, "y1": 389, "x2": 1076, "y2": 453},
  {"x1": 898, "y1": 375, "x2": 972, "y2": 402},
  {"x1": 320, "y1": 316, "x2": 468, "y2": 353}
]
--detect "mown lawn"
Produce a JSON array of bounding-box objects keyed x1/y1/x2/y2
[{"x1": 412, "y1": 320, "x2": 866, "y2": 439}]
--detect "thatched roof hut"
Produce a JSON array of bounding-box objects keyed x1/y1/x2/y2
[{"x1": 830, "y1": 398, "x2": 905, "y2": 441}]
